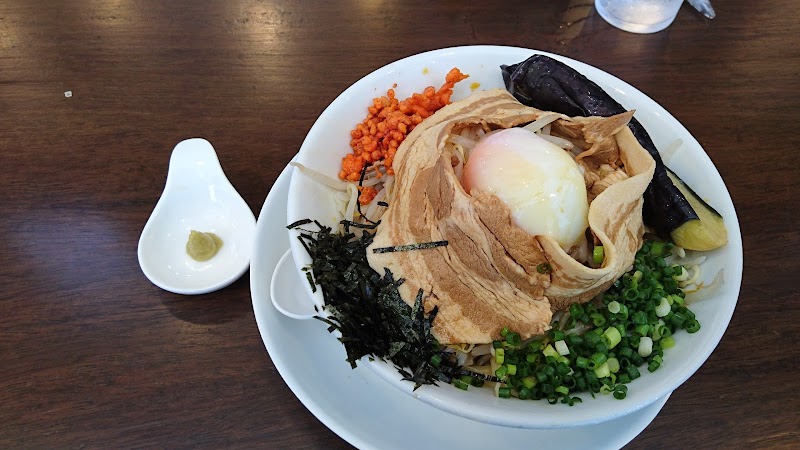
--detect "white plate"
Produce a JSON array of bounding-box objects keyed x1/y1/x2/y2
[
  {"x1": 284, "y1": 46, "x2": 742, "y2": 428},
  {"x1": 251, "y1": 163, "x2": 670, "y2": 449}
]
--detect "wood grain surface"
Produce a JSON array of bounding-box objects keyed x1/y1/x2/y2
[{"x1": 1, "y1": 0, "x2": 798, "y2": 448}]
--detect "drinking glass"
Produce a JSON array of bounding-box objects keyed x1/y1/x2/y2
[{"x1": 595, "y1": 0, "x2": 684, "y2": 33}]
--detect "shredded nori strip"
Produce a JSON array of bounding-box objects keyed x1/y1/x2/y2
[
  {"x1": 340, "y1": 219, "x2": 380, "y2": 232},
  {"x1": 377, "y1": 201, "x2": 389, "y2": 207},
  {"x1": 453, "y1": 368, "x2": 502, "y2": 383},
  {"x1": 372, "y1": 240, "x2": 449, "y2": 254},
  {"x1": 356, "y1": 164, "x2": 378, "y2": 225},
  {"x1": 286, "y1": 218, "x2": 312, "y2": 230},
  {"x1": 294, "y1": 221, "x2": 459, "y2": 388}
]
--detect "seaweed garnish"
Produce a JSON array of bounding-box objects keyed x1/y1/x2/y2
[
  {"x1": 294, "y1": 220, "x2": 459, "y2": 388},
  {"x1": 286, "y1": 218, "x2": 312, "y2": 230},
  {"x1": 372, "y1": 240, "x2": 449, "y2": 254},
  {"x1": 356, "y1": 164, "x2": 379, "y2": 225},
  {"x1": 340, "y1": 219, "x2": 380, "y2": 233}
]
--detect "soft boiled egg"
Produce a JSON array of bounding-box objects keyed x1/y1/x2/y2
[{"x1": 461, "y1": 127, "x2": 589, "y2": 250}]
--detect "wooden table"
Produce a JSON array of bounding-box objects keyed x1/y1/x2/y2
[{"x1": 2, "y1": 1, "x2": 798, "y2": 447}]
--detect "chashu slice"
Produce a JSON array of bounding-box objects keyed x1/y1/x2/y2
[{"x1": 367, "y1": 89, "x2": 655, "y2": 344}]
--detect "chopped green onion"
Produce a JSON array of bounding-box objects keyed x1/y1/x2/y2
[
  {"x1": 613, "y1": 384, "x2": 628, "y2": 400},
  {"x1": 576, "y1": 356, "x2": 590, "y2": 369},
  {"x1": 495, "y1": 348, "x2": 505, "y2": 364},
  {"x1": 536, "y1": 263, "x2": 552, "y2": 274},
  {"x1": 591, "y1": 352, "x2": 608, "y2": 366},
  {"x1": 518, "y1": 387, "x2": 531, "y2": 399},
  {"x1": 542, "y1": 344, "x2": 559, "y2": 359},
  {"x1": 651, "y1": 326, "x2": 662, "y2": 341},
  {"x1": 555, "y1": 363, "x2": 571, "y2": 376},
  {"x1": 685, "y1": 319, "x2": 701, "y2": 333},
  {"x1": 536, "y1": 371, "x2": 549, "y2": 383},
  {"x1": 566, "y1": 334, "x2": 584, "y2": 347},
  {"x1": 660, "y1": 336, "x2": 675, "y2": 349},
  {"x1": 497, "y1": 386, "x2": 511, "y2": 398},
  {"x1": 429, "y1": 354, "x2": 442, "y2": 367},
  {"x1": 607, "y1": 301, "x2": 621, "y2": 314},
  {"x1": 591, "y1": 313, "x2": 607, "y2": 327},
  {"x1": 603, "y1": 327, "x2": 622, "y2": 349},
  {"x1": 649, "y1": 241, "x2": 665, "y2": 256},
  {"x1": 626, "y1": 365, "x2": 641, "y2": 380},
  {"x1": 555, "y1": 386, "x2": 570, "y2": 396},
  {"x1": 522, "y1": 376, "x2": 537, "y2": 389},
  {"x1": 632, "y1": 311, "x2": 648, "y2": 325},
  {"x1": 594, "y1": 362, "x2": 611, "y2": 379},
  {"x1": 495, "y1": 365, "x2": 508, "y2": 378},
  {"x1": 607, "y1": 357, "x2": 620, "y2": 374},
  {"x1": 670, "y1": 311, "x2": 687, "y2": 328},
  {"x1": 507, "y1": 364, "x2": 518, "y2": 376},
  {"x1": 655, "y1": 297, "x2": 671, "y2": 317},
  {"x1": 593, "y1": 245, "x2": 605, "y2": 265},
  {"x1": 638, "y1": 336, "x2": 653, "y2": 357},
  {"x1": 555, "y1": 340, "x2": 570, "y2": 356},
  {"x1": 453, "y1": 379, "x2": 469, "y2": 390}
]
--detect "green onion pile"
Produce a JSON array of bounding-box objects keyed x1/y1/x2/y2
[{"x1": 456, "y1": 240, "x2": 701, "y2": 404}]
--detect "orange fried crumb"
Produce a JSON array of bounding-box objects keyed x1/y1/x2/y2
[
  {"x1": 358, "y1": 186, "x2": 378, "y2": 205},
  {"x1": 339, "y1": 68, "x2": 469, "y2": 197}
]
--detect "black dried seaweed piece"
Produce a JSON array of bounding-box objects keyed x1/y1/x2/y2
[
  {"x1": 356, "y1": 164, "x2": 379, "y2": 225},
  {"x1": 340, "y1": 220, "x2": 381, "y2": 233},
  {"x1": 501, "y1": 55, "x2": 698, "y2": 238},
  {"x1": 287, "y1": 219, "x2": 313, "y2": 230},
  {"x1": 372, "y1": 240, "x2": 449, "y2": 254},
  {"x1": 452, "y1": 368, "x2": 502, "y2": 383}
]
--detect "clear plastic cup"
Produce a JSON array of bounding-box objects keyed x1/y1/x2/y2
[{"x1": 595, "y1": 0, "x2": 684, "y2": 34}]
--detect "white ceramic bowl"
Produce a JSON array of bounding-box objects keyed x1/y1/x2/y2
[{"x1": 285, "y1": 46, "x2": 742, "y2": 429}]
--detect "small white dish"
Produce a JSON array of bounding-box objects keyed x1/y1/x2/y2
[
  {"x1": 284, "y1": 46, "x2": 743, "y2": 429},
  {"x1": 138, "y1": 138, "x2": 256, "y2": 295},
  {"x1": 270, "y1": 249, "x2": 317, "y2": 319},
  {"x1": 251, "y1": 163, "x2": 671, "y2": 449}
]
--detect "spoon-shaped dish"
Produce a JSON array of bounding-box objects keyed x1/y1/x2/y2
[
  {"x1": 138, "y1": 138, "x2": 256, "y2": 295},
  {"x1": 270, "y1": 249, "x2": 317, "y2": 319}
]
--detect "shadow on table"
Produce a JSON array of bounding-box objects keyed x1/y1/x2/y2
[{"x1": 160, "y1": 272, "x2": 251, "y2": 324}]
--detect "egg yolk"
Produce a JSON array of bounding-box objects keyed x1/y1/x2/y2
[{"x1": 461, "y1": 128, "x2": 589, "y2": 250}]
